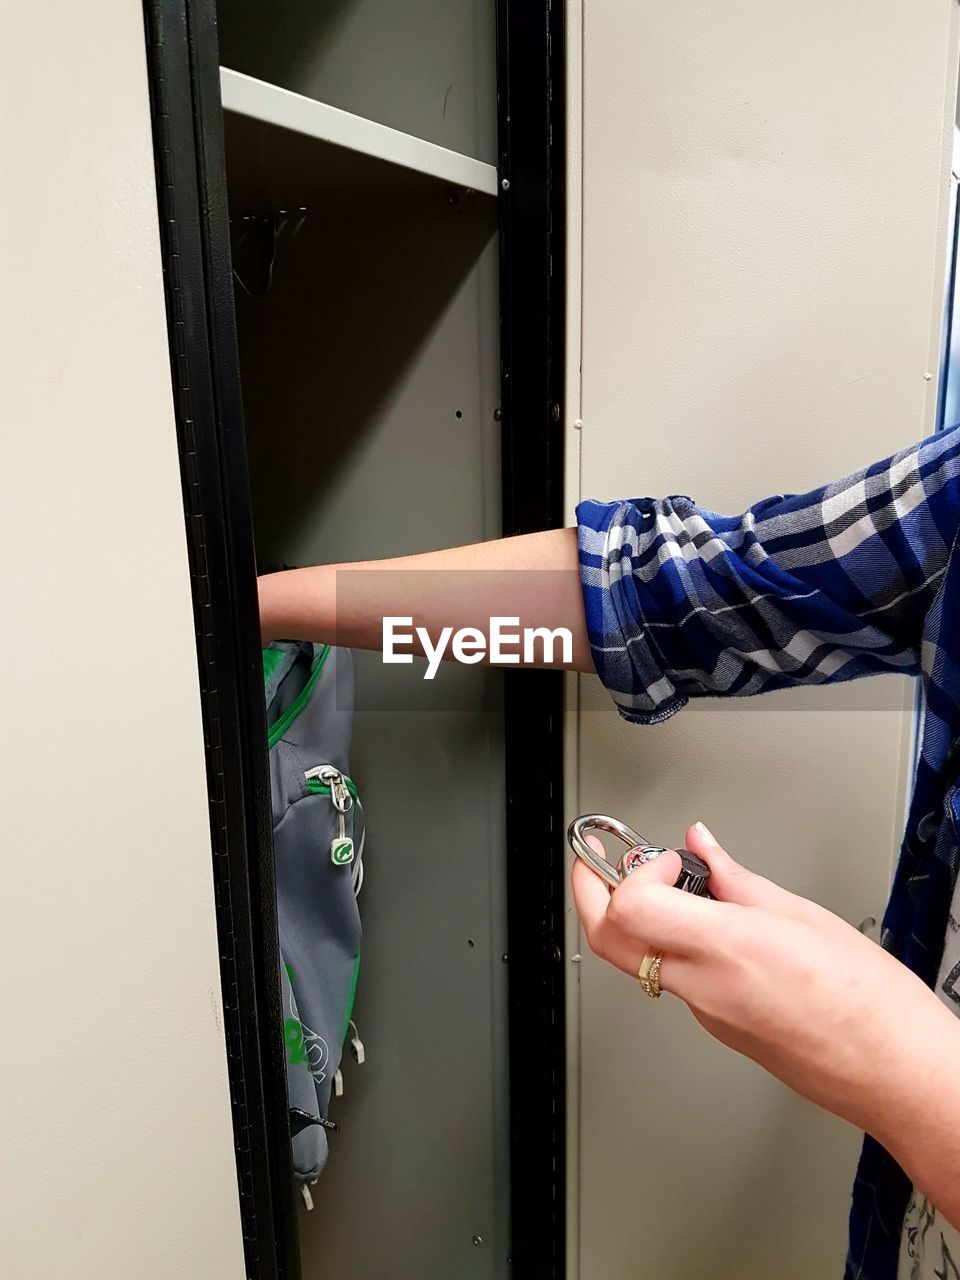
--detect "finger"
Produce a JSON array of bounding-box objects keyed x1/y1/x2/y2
[
  {"x1": 573, "y1": 842, "x2": 682, "y2": 973},
  {"x1": 572, "y1": 859, "x2": 657, "y2": 975},
  {"x1": 579, "y1": 833, "x2": 681, "y2": 886},
  {"x1": 622, "y1": 845, "x2": 683, "y2": 889},
  {"x1": 606, "y1": 875, "x2": 739, "y2": 958},
  {"x1": 655, "y1": 954, "x2": 707, "y2": 1005},
  {"x1": 571, "y1": 857, "x2": 614, "y2": 948},
  {"x1": 685, "y1": 821, "x2": 815, "y2": 919},
  {"x1": 573, "y1": 841, "x2": 681, "y2": 905},
  {"x1": 583, "y1": 832, "x2": 616, "y2": 884}
]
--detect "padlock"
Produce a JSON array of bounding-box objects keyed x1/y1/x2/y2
[{"x1": 566, "y1": 814, "x2": 711, "y2": 897}]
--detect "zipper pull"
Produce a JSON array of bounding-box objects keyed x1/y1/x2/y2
[
  {"x1": 306, "y1": 766, "x2": 355, "y2": 866},
  {"x1": 329, "y1": 772, "x2": 354, "y2": 867}
]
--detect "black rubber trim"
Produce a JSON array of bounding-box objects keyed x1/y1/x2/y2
[
  {"x1": 496, "y1": 2, "x2": 567, "y2": 1277},
  {"x1": 141, "y1": 3, "x2": 300, "y2": 1276}
]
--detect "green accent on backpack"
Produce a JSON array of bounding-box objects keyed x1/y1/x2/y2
[
  {"x1": 265, "y1": 644, "x2": 331, "y2": 748},
  {"x1": 331, "y1": 837, "x2": 355, "y2": 865},
  {"x1": 284, "y1": 1017, "x2": 309, "y2": 1066}
]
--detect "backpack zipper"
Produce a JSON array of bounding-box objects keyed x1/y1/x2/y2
[
  {"x1": 303, "y1": 765, "x2": 365, "y2": 1039},
  {"x1": 304, "y1": 766, "x2": 359, "y2": 804},
  {"x1": 305, "y1": 765, "x2": 359, "y2": 865},
  {"x1": 265, "y1": 644, "x2": 332, "y2": 749}
]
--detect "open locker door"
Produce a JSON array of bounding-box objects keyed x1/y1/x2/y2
[
  {"x1": 1, "y1": 2, "x2": 247, "y2": 1278},
  {"x1": 141, "y1": 2, "x2": 300, "y2": 1275}
]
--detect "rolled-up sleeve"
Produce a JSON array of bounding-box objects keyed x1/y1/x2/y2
[{"x1": 577, "y1": 425, "x2": 960, "y2": 724}]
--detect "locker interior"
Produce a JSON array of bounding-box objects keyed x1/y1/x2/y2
[{"x1": 216, "y1": 3, "x2": 511, "y2": 1275}]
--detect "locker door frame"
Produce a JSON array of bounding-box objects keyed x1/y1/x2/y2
[
  {"x1": 140, "y1": 0, "x2": 567, "y2": 1276},
  {"x1": 497, "y1": 2, "x2": 568, "y2": 1276},
  {"x1": 142, "y1": 3, "x2": 298, "y2": 1276}
]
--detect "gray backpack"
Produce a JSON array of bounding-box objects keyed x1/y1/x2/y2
[{"x1": 263, "y1": 641, "x2": 364, "y2": 1187}]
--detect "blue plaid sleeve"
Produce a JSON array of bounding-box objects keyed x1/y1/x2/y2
[{"x1": 577, "y1": 425, "x2": 960, "y2": 724}]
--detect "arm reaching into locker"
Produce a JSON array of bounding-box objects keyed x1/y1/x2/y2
[
  {"x1": 260, "y1": 425, "x2": 960, "y2": 703},
  {"x1": 258, "y1": 527, "x2": 597, "y2": 671}
]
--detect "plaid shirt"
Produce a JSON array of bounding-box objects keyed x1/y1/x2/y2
[{"x1": 577, "y1": 423, "x2": 960, "y2": 1280}]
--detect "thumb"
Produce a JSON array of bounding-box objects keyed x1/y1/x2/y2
[
  {"x1": 583, "y1": 833, "x2": 682, "y2": 891},
  {"x1": 685, "y1": 822, "x2": 811, "y2": 918}
]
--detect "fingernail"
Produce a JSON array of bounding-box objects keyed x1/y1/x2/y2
[{"x1": 695, "y1": 821, "x2": 718, "y2": 845}]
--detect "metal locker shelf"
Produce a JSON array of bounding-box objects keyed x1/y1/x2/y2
[{"x1": 221, "y1": 68, "x2": 498, "y2": 196}]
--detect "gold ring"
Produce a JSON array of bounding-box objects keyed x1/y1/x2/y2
[{"x1": 637, "y1": 950, "x2": 664, "y2": 999}]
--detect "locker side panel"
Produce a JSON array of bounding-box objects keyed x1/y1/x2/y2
[{"x1": 0, "y1": 3, "x2": 245, "y2": 1277}]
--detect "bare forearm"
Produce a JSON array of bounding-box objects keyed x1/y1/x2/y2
[
  {"x1": 870, "y1": 997, "x2": 960, "y2": 1231},
  {"x1": 258, "y1": 527, "x2": 595, "y2": 672}
]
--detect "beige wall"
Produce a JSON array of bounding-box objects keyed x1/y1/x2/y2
[
  {"x1": 0, "y1": 3, "x2": 245, "y2": 1276},
  {"x1": 566, "y1": 2, "x2": 960, "y2": 1277}
]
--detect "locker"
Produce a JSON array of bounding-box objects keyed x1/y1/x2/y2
[{"x1": 6, "y1": 3, "x2": 960, "y2": 1278}]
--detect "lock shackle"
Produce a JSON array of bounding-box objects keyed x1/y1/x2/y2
[{"x1": 566, "y1": 814, "x2": 665, "y2": 888}]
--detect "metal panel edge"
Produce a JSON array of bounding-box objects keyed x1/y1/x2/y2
[
  {"x1": 496, "y1": 1, "x2": 568, "y2": 1276},
  {"x1": 140, "y1": 2, "x2": 300, "y2": 1275}
]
